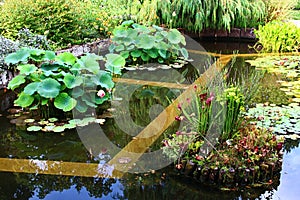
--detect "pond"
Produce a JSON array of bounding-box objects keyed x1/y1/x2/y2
[{"x1": 0, "y1": 43, "x2": 300, "y2": 199}]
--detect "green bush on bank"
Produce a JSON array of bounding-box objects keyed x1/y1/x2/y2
[
  {"x1": 253, "y1": 21, "x2": 300, "y2": 52},
  {"x1": 0, "y1": 0, "x2": 104, "y2": 48}
]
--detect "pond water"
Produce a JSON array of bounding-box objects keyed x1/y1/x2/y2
[{"x1": 1, "y1": 45, "x2": 300, "y2": 199}]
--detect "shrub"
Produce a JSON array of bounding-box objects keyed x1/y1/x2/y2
[
  {"x1": 253, "y1": 21, "x2": 300, "y2": 52},
  {"x1": 5, "y1": 48, "x2": 125, "y2": 118},
  {"x1": 0, "y1": 0, "x2": 103, "y2": 48},
  {"x1": 17, "y1": 29, "x2": 52, "y2": 50}
]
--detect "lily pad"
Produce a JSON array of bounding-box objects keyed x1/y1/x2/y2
[
  {"x1": 27, "y1": 126, "x2": 42, "y2": 132},
  {"x1": 24, "y1": 119, "x2": 35, "y2": 123},
  {"x1": 48, "y1": 118, "x2": 58, "y2": 122},
  {"x1": 52, "y1": 126, "x2": 65, "y2": 133}
]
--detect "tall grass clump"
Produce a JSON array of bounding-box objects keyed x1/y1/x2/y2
[{"x1": 262, "y1": 0, "x2": 297, "y2": 22}]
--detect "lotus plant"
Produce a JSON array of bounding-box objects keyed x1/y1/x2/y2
[{"x1": 5, "y1": 48, "x2": 125, "y2": 119}]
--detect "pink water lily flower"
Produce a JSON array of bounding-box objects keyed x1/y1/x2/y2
[{"x1": 97, "y1": 90, "x2": 105, "y2": 98}]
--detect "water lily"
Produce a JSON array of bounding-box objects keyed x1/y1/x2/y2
[{"x1": 97, "y1": 89, "x2": 105, "y2": 98}]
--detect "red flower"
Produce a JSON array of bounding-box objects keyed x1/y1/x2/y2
[
  {"x1": 205, "y1": 93, "x2": 214, "y2": 106},
  {"x1": 177, "y1": 103, "x2": 182, "y2": 110},
  {"x1": 199, "y1": 93, "x2": 207, "y2": 101}
]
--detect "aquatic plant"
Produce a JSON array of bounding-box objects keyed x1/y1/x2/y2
[
  {"x1": 247, "y1": 56, "x2": 300, "y2": 103},
  {"x1": 109, "y1": 20, "x2": 189, "y2": 70},
  {"x1": 244, "y1": 103, "x2": 300, "y2": 137},
  {"x1": 5, "y1": 48, "x2": 125, "y2": 118}
]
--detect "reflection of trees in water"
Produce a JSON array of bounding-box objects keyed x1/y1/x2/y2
[
  {"x1": 0, "y1": 173, "x2": 117, "y2": 199},
  {"x1": 284, "y1": 139, "x2": 300, "y2": 154}
]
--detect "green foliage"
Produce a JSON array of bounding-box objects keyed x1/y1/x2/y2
[
  {"x1": 218, "y1": 87, "x2": 245, "y2": 140},
  {"x1": 109, "y1": 21, "x2": 189, "y2": 67},
  {"x1": 134, "y1": 0, "x2": 266, "y2": 32},
  {"x1": 244, "y1": 103, "x2": 300, "y2": 136},
  {"x1": 253, "y1": 21, "x2": 300, "y2": 52},
  {"x1": 247, "y1": 56, "x2": 300, "y2": 103},
  {"x1": 6, "y1": 48, "x2": 125, "y2": 118},
  {"x1": 262, "y1": 0, "x2": 297, "y2": 22},
  {"x1": 0, "y1": 36, "x2": 18, "y2": 71},
  {"x1": 0, "y1": 0, "x2": 103, "y2": 48},
  {"x1": 296, "y1": 0, "x2": 300, "y2": 9},
  {"x1": 17, "y1": 29, "x2": 51, "y2": 50},
  {"x1": 1, "y1": 29, "x2": 51, "y2": 72}
]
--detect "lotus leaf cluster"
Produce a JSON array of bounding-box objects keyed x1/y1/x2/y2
[
  {"x1": 6, "y1": 48, "x2": 125, "y2": 118},
  {"x1": 109, "y1": 20, "x2": 189, "y2": 70}
]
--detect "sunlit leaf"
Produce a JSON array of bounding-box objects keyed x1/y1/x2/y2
[
  {"x1": 55, "y1": 52, "x2": 76, "y2": 65},
  {"x1": 27, "y1": 126, "x2": 42, "y2": 132},
  {"x1": 17, "y1": 64, "x2": 37, "y2": 75},
  {"x1": 8, "y1": 75, "x2": 26, "y2": 90}
]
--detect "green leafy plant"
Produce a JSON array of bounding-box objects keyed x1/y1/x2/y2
[
  {"x1": 6, "y1": 48, "x2": 125, "y2": 118},
  {"x1": 247, "y1": 56, "x2": 300, "y2": 102},
  {"x1": 134, "y1": 0, "x2": 266, "y2": 32},
  {"x1": 253, "y1": 21, "x2": 300, "y2": 52},
  {"x1": 0, "y1": 36, "x2": 18, "y2": 71},
  {"x1": 218, "y1": 87, "x2": 245, "y2": 140},
  {"x1": 109, "y1": 20, "x2": 189, "y2": 69},
  {"x1": 17, "y1": 29, "x2": 52, "y2": 50},
  {"x1": 244, "y1": 103, "x2": 300, "y2": 136},
  {"x1": 0, "y1": 0, "x2": 103, "y2": 48},
  {"x1": 262, "y1": 0, "x2": 297, "y2": 22}
]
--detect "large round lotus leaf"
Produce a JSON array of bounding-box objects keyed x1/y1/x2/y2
[
  {"x1": 136, "y1": 34, "x2": 155, "y2": 49},
  {"x1": 17, "y1": 64, "x2": 37, "y2": 75},
  {"x1": 78, "y1": 54, "x2": 102, "y2": 74},
  {"x1": 167, "y1": 29, "x2": 183, "y2": 44},
  {"x1": 24, "y1": 82, "x2": 40, "y2": 95},
  {"x1": 4, "y1": 48, "x2": 30, "y2": 64},
  {"x1": 43, "y1": 51, "x2": 56, "y2": 61},
  {"x1": 8, "y1": 75, "x2": 26, "y2": 90},
  {"x1": 54, "y1": 93, "x2": 77, "y2": 112},
  {"x1": 55, "y1": 52, "x2": 76, "y2": 66},
  {"x1": 37, "y1": 78, "x2": 61, "y2": 98},
  {"x1": 63, "y1": 74, "x2": 83, "y2": 89},
  {"x1": 14, "y1": 92, "x2": 34, "y2": 107}
]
